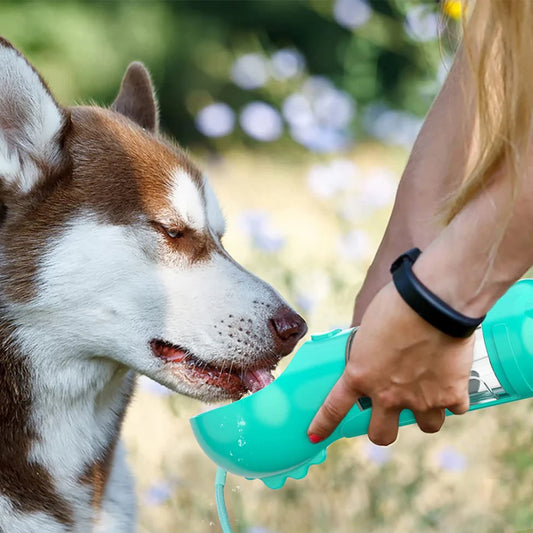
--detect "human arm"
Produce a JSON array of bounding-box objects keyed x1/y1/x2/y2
[
  {"x1": 308, "y1": 54, "x2": 533, "y2": 446},
  {"x1": 352, "y1": 50, "x2": 475, "y2": 324}
]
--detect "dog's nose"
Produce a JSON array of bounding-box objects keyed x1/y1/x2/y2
[{"x1": 269, "y1": 307, "x2": 308, "y2": 356}]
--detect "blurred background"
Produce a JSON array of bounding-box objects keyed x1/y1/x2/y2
[{"x1": 2, "y1": 1, "x2": 533, "y2": 532}]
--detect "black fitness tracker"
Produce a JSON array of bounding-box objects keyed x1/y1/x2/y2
[{"x1": 390, "y1": 248, "x2": 485, "y2": 338}]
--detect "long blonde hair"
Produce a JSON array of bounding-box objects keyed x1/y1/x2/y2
[{"x1": 444, "y1": 0, "x2": 533, "y2": 223}]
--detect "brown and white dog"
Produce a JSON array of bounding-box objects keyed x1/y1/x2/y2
[{"x1": 0, "y1": 39, "x2": 307, "y2": 532}]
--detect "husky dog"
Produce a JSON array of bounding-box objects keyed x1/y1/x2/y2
[{"x1": 0, "y1": 38, "x2": 307, "y2": 532}]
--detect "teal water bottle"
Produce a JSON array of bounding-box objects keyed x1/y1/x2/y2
[{"x1": 190, "y1": 279, "x2": 533, "y2": 489}]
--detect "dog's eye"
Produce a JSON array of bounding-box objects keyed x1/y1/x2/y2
[
  {"x1": 152, "y1": 222, "x2": 185, "y2": 240},
  {"x1": 165, "y1": 228, "x2": 184, "y2": 239}
]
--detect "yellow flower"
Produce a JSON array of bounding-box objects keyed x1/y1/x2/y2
[{"x1": 442, "y1": 0, "x2": 462, "y2": 20}]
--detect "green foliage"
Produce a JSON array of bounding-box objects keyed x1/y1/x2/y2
[{"x1": 0, "y1": 0, "x2": 456, "y2": 148}]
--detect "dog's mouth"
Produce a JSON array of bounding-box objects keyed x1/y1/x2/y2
[{"x1": 150, "y1": 339, "x2": 277, "y2": 399}]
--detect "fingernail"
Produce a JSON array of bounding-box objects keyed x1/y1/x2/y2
[{"x1": 308, "y1": 433, "x2": 323, "y2": 444}]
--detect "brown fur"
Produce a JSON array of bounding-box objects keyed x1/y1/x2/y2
[
  {"x1": 0, "y1": 321, "x2": 73, "y2": 526},
  {"x1": 154, "y1": 223, "x2": 219, "y2": 263},
  {"x1": 81, "y1": 447, "x2": 117, "y2": 516},
  {"x1": 112, "y1": 62, "x2": 159, "y2": 133},
  {"x1": 0, "y1": 107, "x2": 214, "y2": 525},
  {"x1": 0, "y1": 38, "x2": 216, "y2": 526},
  {"x1": 79, "y1": 373, "x2": 134, "y2": 518},
  {"x1": 1, "y1": 106, "x2": 212, "y2": 304}
]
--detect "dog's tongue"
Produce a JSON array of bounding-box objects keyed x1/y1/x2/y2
[{"x1": 241, "y1": 368, "x2": 274, "y2": 393}]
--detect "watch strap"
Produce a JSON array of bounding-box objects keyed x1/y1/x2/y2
[{"x1": 390, "y1": 248, "x2": 485, "y2": 338}]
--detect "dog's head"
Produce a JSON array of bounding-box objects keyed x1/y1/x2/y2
[{"x1": 0, "y1": 39, "x2": 307, "y2": 401}]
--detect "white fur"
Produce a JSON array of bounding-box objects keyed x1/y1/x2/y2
[
  {"x1": 0, "y1": 41, "x2": 303, "y2": 533},
  {"x1": 5, "y1": 216, "x2": 147, "y2": 531},
  {"x1": 95, "y1": 442, "x2": 136, "y2": 533},
  {"x1": 0, "y1": 43, "x2": 63, "y2": 192},
  {"x1": 4, "y1": 194, "x2": 289, "y2": 530},
  {"x1": 155, "y1": 253, "x2": 280, "y2": 370},
  {"x1": 25, "y1": 366, "x2": 134, "y2": 528},
  {"x1": 203, "y1": 176, "x2": 226, "y2": 236},
  {"x1": 19, "y1": 214, "x2": 284, "y2": 388},
  {"x1": 0, "y1": 497, "x2": 71, "y2": 533},
  {"x1": 170, "y1": 169, "x2": 206, "y2": 230}
]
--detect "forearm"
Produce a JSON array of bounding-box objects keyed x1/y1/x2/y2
[
  {"x1": 353, "y1": 51, "x2": 474, "y2": 324},
  {"x1": 413, "y1": 160, "x2": 533, "y2": 317}
]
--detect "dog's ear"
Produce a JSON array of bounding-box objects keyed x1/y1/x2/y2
[
  {"x1": 0, "y1": 38, "x2": 68, "y2": 195},
  {"x1": 111, "y1": 62, "x2": 159, "y2": 133}
]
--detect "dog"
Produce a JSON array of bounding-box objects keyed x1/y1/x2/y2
[{"x1": 0, "y1": 38, "x2": 307, "y2": 533}]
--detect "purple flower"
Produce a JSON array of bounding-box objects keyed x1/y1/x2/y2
[
  {"x1": 438, "y1": 446, "x2": 467, "y2": 472},
  {"x1": 195, "y1": 103, "x2": 235, "y2": 138},
  {"x1": 238, "y1": 210, "x2": 285, "y2": 252},
  {"x1": 365, "y1": 106, "x2": 423, "y2": 150},
  {"x1": 365, "y1": 442, "x2": 391, "y2": 465},
  {"x1": 283, "y1": 78, "x2": 356, "y2": 153},
  {"x1": 282, "y1": 93, "x2": 314, "y2": 129},
  {"x1": 404, "y1": 5, "x2": 439, "y2": 42},
  {"x1": 240, "y1": 102, "x2": 283, "y2": 142},
  {"x1": 270, "y1": 49, "x2": 305, "y2": 80},
  {"x1": 307, "y1": 159, "x2": 358, "y2": 198},
  {"x1": 290, "y1": 124, "x2": 351, "y2": 153},
  {"x1": 333, "y1": 0, "x2": 372, "y2": 30},
  {"x1": 313, "y1": 88, "x2": 355, "y2": 130},
  {"x1": 144, "y1": 481, "x2": 173, "y2": 506},
  {"x1": 231, "y1": 53, "x2": 269, "y2": 90}
]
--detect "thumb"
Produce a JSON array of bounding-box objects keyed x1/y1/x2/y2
[{"x1": 307, "y1": 373, "x2": 361, "y2": 442}]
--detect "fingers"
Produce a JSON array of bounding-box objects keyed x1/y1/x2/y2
[
  {"x1": 369, "y1": 406, "x2": 446, "y2": 445},
  {"x1": 448, "y1": 395, "x2": 470, "y2": 415},
  {"x1": 367, "y1": 403, "x2": 401, "y2": 446},
  {"x1": 308, "y1": 356, "x2": 470, "y2": 445},
  {"x1": 308, "y1": 373, "x2": 361, "y2": 442},
  {"x1": 413, "y1": 408, "x2": 445, "y2": 434}
]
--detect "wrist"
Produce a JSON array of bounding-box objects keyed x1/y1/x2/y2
[
  {"x1": 411, "y1": 241, "x2": 513, "y2": 318},
  {"x1": 391, "y1": 248, "x2": 485, "y2": 337},
  {"x1": 377, "y1": 281, "x2": 465, "y2": 343}
]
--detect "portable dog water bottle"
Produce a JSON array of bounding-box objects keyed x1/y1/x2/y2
[{"x1": 190, "y1": 279, "x2": 533, "y2": 490}]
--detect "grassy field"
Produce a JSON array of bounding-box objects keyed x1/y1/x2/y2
[{"x1": 123, "y1": 145, "x2": 533, "y2": 533}]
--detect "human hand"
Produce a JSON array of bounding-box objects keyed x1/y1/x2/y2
[{"x1": 307, "y1": 282, "x2": 475, "y2": 445}]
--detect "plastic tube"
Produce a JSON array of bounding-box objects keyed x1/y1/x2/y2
[{"x1": 215, "y1": 467, "x2": 233, "y2": 533}]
